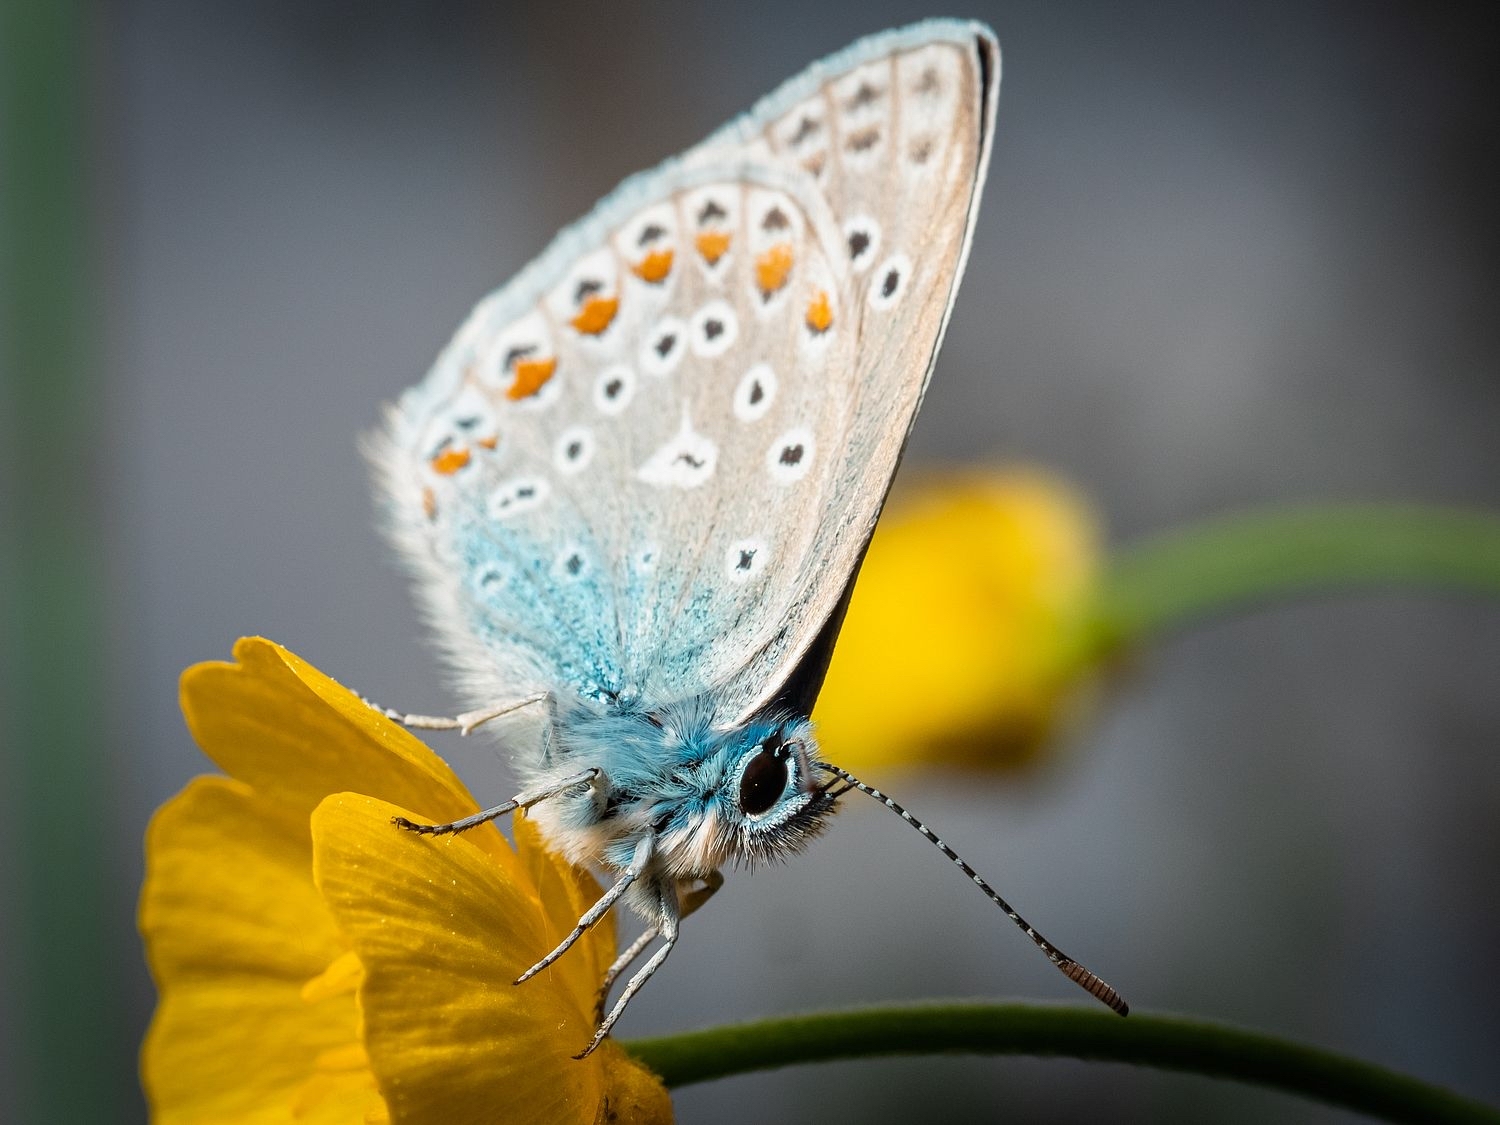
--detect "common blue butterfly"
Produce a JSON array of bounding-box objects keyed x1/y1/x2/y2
[{"x1": 368, "y1": 19, "x2": 1125, "y2": 1057}]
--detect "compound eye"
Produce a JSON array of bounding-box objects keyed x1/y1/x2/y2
[{"x1": 739, "y1": 744, "x2": 789, "y2": 816}]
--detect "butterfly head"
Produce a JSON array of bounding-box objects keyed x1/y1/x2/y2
[
  {"x1": 641, "y1": 709, "x2": 837, "y2": 875},
  {"x1": 710, "y1": 715, "x2": 836, "y2": 865},
  {"x1": 559, "y1": 705, "x2": 837, "y2": 878}
]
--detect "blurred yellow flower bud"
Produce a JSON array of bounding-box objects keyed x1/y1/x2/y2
[{"x1": 814, "y1": 467, "x2": 1103, "y2": 774}]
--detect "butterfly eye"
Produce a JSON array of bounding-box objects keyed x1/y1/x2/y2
[{"x1": 738, "y1": 743, "x2": 789, "y2": 816}]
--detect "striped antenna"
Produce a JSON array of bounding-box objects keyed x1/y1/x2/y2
[{"x1": 819, "y1": 762, "x2": 1129, "y2": 1016}]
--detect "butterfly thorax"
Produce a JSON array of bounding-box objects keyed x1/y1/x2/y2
[{"x1": 524, "y1": 699, "x2": 834, "y2": 883}]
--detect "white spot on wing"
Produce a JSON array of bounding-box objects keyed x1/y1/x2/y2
[
  {"x1": 475, "y1": 311, "x2": 551, "y2": 393},
  {"x1": 746, "y1": 190, "x2": 805, "y2": 252},
  {"x1": 638, "y1": 410, "x2": 718, "y2": 489},
  {"x1": 733, "y1": 363, "x2": 777, "y2": 423},
  {"x1": 554, "y1": 426, "x2": 595, "y2": 474},
  {"x1": 843, "y1": 215, "x2": 881, "y2": 273},
  {"x1": 766, "y1": 427, "x2": 814, "y2": 484},
  {"x1": 594, "y1": 364, "x2": 636, "y2": 415},
  {"x1": 445, "y1": 383, "x2": 497, "y2": 432},
  {"x1": 726, "y1": 537, "x2": 769, "y2": 582},
  {"x1": 690, "y1": 300, "x2": 739, "y2": 359},
  {"x1": 419, "y1": 417, "x2": 466, "y2": 468},
  {"x1": 620, "y1": 202, "x2": 678, "y2": 247},
  {"x1": 555, "y1": 545, "x2": 590, "y2": 580},
  {"x1": 683, "y1": 186, "x2": 739, "y2": 277},
  {"x1": 640, "y1": 316, "x2": 688, "y2": 377},
  {"x1": 869, "y1": 253, "x2": 913, "y2": 311},
  {"x1": 545, "y1": 246, "x2": 619, "y2": 331},
  {"x1": 798, "y1": 257, "x2": 839, "y2": 357},
  {"x1": 470, "y1": 564, "x2": 510, "y2": 595},
  {"x1": 614, "y1": 202, "x2": 680, "y2": 292},
  {"x1": 489, "y1": 475, "x2": 550, "y2": 519}
]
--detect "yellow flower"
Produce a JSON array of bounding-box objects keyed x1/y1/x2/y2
[
  {"x1": 814, "y1": 467, "x2": 1103, "y2": 773},
  {"x1": 139, "y1": 637, "x2": 672, "y2": 1124}
]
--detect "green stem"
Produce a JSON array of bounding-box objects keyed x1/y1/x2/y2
[
  {"x1": 624, "y1": 1004, "x2": 1498, "y2": 1124},
  {"x1": 1090, "y1": 504, "x2": 1500, "y2": 651},
  {"x1": 2, "y1": 1, "x2": 125, "y2": 1121}
]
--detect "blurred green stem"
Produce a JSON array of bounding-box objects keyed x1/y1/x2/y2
[
  {"x1": 1091, "y1": 505, "x2": 1500, "y2": 651},
  {"x1": 626, "y1": 1005, "x2": 1499, "y2": 1124},
  {"x1": 1, "y1": 0, "x2": 123, "y2": 1120}
]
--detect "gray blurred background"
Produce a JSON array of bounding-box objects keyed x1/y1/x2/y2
[{"x1": 3, "y1": 1, "x2": 1498, "y2": 1121}]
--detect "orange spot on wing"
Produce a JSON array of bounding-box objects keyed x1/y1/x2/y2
[
  {"x1": 805, "y1": 290, "x2": 834, "y2": 334},
  {"x1": 695, "y1": 230, "x2": 731, "y2": 264},
  {"x1": 755, "y1": 243, "x2": 795, "y2": 296},
  {"x1": 430, "y1": 447, "x2": 470, "y2": 475},
  {"x1": 570, "y1": 295, "x2": 619, "y2": 335},
  {"x1": 476, "y1": 434, "x2": 499, "y2": 450},
  {"x1": 631, "y1": 248, "x2": 674, "y2": 283},
  {"x1": 507, "y1": 356, "x2": 557, "y2": 400}
]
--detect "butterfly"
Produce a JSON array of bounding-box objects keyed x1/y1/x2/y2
[{"x1": 367, "y1": 19, "x2": 1125, "y2": 1058}]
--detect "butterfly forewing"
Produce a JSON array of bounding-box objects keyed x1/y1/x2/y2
[
  {"x1": 695, "y1": 29, "x2": 999, "y2": 721},
  {"x1": 373, "y1": 22, "x2": 998, "y2": 723}
]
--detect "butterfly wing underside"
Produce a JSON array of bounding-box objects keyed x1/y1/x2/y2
[{"x1": 372, "y1": 22, "x2": 999, "y2": 726}]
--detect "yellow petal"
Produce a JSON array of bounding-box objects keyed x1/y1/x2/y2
[
  {"x1": 180, "y1": 637, "x2": 520, "y2": 878},
  {"x1": 140, "y1": 775, "x2": 382, "y2": 1124},
  {"x1": 311, "y1": 793, "x2": 670, "y2": 1125},
  {"x1": 815, "y1": 468, "x2": 1101, "y2": 772},
  {"x1": 302, "y1": 949, "x2": 365, "y2": 1003},
  {"x1": 593, "y1": 1046, "x2": 677, "y2": 1125}
]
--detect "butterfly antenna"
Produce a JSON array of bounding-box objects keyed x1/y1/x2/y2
[{"x1": 818, "y1": 762, "x2": 1129, "y2": 1016}]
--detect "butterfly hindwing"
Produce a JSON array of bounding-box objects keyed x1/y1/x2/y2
[{"x1": 372, "y1": 21, "x2": 998, "y2": 724}]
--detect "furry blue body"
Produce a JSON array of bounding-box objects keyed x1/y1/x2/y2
[{"x1": 525, "y1": 701, "x2": 831, "y2": 899}]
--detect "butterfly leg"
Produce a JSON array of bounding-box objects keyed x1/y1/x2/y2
[
  {"x1": 590, "y1": 869, "x2": 722, "y2": 1022},
  {"x1": 392, "y1": 766, "x2": 598, "y2": 836},
  {"x1": 592, "y1": 927, "x2": 658, "y2": 1023},
  {"x1": 516, "y1": 832, "x2": 654, "y2": 986},
  {"x1": 576, "y1": 878, "x2": 684, "y2": 1059},
  {"x1": 361, "y1": 691, "x2": 550, "y2": 737}
]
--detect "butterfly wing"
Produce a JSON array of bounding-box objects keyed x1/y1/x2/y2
[
  {"x1": 370, "y1": 160, "x2": 851, "y2": 710},
  {"x1": 370, "y1": 21, "x2": 999, "y2": 723},
  {"x1": 687, "y1": 22, "x2": 1001, "y2": 721}
]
